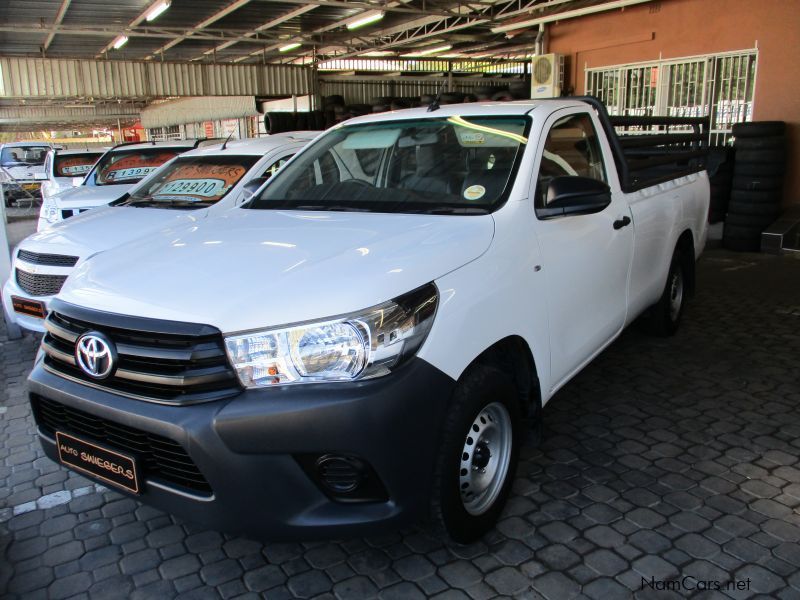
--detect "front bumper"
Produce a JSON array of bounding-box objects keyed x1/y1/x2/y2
[
  {"x1": 2, "y1": 277, "x2": 52, "y2": 333},
  {"x1": 28, "y1": 356, "x2": 456, "y2": 540}
]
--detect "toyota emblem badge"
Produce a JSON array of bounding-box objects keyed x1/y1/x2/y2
[{"x1": 75, "y1": 332, "x2": 116, "y2": 379}]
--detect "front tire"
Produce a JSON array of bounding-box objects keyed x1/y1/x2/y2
[{"x1": 430, "y1": 365, "x2": 521, "y2": 543}]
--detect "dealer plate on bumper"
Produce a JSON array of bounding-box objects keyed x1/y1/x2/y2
[
  {"x1": 55, "y1": 431, "x2": 140, "y2": 494},
  {"x1": 11, "y1": 295, "x2": 46, "y2": 319}
]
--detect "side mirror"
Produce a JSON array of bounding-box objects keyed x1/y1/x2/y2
[
  {"x1": 536, "y1": 176, "x2": 611, "y2": 219},
  {"x1": 72, "y1": 177, "x2": 84, "y2": 187},
  {"x1": 240, "y1": 177, "x2": 269, "y2": 203}
]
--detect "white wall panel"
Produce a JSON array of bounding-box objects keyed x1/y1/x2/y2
[{"x1": 0, "y1": 58, "x2": 310, "y2": 99}]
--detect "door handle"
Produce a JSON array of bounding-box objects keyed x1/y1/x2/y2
[{"x1": 613, "y1": 216, "x2": 631, "y2": 230}]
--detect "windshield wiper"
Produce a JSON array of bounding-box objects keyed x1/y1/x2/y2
[
  {"x1": 127, "y1": 198, "x2": 213, "y2": 209},
  {"x1": 409, "y1": 206, "x2": 490, "y2": 215},
  {"x1": 288, "y1": 204, "x2": 373, "y2": 212}
]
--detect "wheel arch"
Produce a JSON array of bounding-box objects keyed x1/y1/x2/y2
[{"x1": 460, "y1": 335, "x2": 542, "y2": 421}]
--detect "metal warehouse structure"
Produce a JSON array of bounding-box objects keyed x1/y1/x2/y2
[{"x1": 0, "y1": 0, "x2": 797, "y2": 202}]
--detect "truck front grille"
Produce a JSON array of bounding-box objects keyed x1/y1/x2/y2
[
  {"x1": 31, "y1": 395, "x2": 212, "y2": 494},
  {"x1": 17, "y1": 249, "x2": 79, "y2": 267},
  {"x1": 15, "y1": 269, "x2": 68, "y2": 296},
  {"x1": 41, "y1": 301, "x2": 241, "y2": 405}
]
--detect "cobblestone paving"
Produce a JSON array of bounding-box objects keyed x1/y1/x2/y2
[{"x1": 2, "y1": 249, "x2": 800, "y2": 599}]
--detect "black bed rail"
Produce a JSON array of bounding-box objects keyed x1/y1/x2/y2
[{"x1": 571, "y1": 96, "x2": 710, "y2": 193}]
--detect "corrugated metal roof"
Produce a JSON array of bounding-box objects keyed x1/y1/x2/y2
[{"x1": 0, "y1": 0, "x2": 560, "y2": 64}]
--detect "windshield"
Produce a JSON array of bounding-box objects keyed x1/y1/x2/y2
[
  {"x1": 54, "y1": 153, "x2": 103, "y2": 177},
  {"x1": 91, "y1": 148, "x2": 182, "y2": 186},
  {"x1": 118, "y1": 155, "x2": 259, "y2": 209},
  {"x1": 1, "y1": 146, "x2": 50, "y2": 167},
  {"x1": 248, "y1": 116, "x2": 529, "y2": 214}
]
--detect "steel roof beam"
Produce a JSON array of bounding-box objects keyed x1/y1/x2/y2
[
  {"x1": 227, "y1": 0, "x2": 490, "y2": 64},
  {"x1": 96, "y1": 0, "x2": 169, "y2": 57},
  {"x1": 43, "y1": 0, "x2": 72, "y2": 53},
  {"x1": 0, "y1": 25, "x2": 284, "y2": 45},
  {"x1": 146, "y1": 0, "x2": 253, "y2": 59},
  {"x1": 194, "y1": 4, "x2": 319, "y2": 61}
]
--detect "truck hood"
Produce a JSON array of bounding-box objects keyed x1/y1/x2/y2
[
  {"x1": 61, "y1": 209, "x2": 495, "y2": 332},
  {"x1": 52, "y1": 184, "x2": 134, "y2": 209},
  {"x1": 20, "y1": 205, "x2": 207, "y2": 260}
]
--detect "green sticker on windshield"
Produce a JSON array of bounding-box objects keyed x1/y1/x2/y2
[{"x1": 463, "y1": 185, "x2": 486, "y2": 200}]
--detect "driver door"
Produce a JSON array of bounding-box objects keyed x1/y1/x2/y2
[{"x1": 533, "y1": 109, "x2": 634, "y2": 389}]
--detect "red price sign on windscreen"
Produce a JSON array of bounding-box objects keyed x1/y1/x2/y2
[
  {"x1": 152, "y1": 163, "x2": 248, "y2": 202},
  {"x1": 55, "y1": 156, "x2": 98, "y2": 177},
  {"x1": 102, "y1": 152, "x2": 179, "y2": 183}
]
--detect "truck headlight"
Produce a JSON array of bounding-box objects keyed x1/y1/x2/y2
[{"x1": 224, "y1": 283, "x2": 438, "y2": 388}]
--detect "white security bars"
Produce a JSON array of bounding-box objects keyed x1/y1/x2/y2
[{"x1": 586, "y1": 49, "x2": 758, "y2": 144}]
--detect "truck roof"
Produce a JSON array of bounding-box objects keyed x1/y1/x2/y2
[
  {"x1": 1, "y1": 141, "x2": 56, "y2": 148},
  {"x1": 342, "y1": 99, "x2": 588, "y2": 125},
  {"x1": 54, "y1": 148, "x2": 107, "y2": 156},
  {"x1": 178, "y1": 132, "x2": 319, "y2": 158},
  {"x1": 107, "y1": 140, "x2": 203, "y2": 152}
]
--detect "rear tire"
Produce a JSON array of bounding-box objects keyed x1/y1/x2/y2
[
  {"x1": 647, "y1": 250, "x2": 686, "y2": 337},
  {"x1": 430, "y1": 365, "x2": 521, "y2": 544}
]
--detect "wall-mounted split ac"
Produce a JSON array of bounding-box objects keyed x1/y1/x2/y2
[{"x1": 530, "y1": 53, "x2": 565, "y2": 98}]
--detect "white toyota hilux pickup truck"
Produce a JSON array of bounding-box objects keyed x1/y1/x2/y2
[
  {"x1": 4, "y1": 133, "x2": 316, "y2": 332},
  {"x1": 28, "y1": 98, "x2": 709, "y2": 542}
]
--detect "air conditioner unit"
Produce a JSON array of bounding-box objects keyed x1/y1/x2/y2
[{"x1": 530, "y1": 53, "x2": 565, "y2": 98}]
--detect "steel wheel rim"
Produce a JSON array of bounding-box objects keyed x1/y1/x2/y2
[
  {"x1": 669, "y1": 268, "x2": 684, "y2": 322},
  {"x1": 459, "y1": 402, "x2": 512, "y2": 516}
]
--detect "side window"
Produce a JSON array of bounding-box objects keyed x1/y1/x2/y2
[
  {"x1": 260, "y1": 155, "x2": 291, "y2": 179},
  {"x1": 536, "y1": 113, "x2": 607, "y2": 206}
]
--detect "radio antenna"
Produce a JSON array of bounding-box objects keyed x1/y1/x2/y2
[{"x1": 427, "y1": 80, "x2": 447, "y2": 112}]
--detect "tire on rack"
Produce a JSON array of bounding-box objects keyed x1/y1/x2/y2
[
  {"x1": 730, "y1": 189, "x2": 783, "y2": 205},
  {"x1": 727, "y1": 201, "x2": 781, "y2": 216},
  {"x1": 733, "y1": 162, "x2": 786, "y2": 177},
  {"x1": 735, "y1": 149, "x2": 786, "y2": 165},
  {"x1": 731, "y1": 121, "x2": 785, "y2": 138},
  {"x1": 722, "y1": 236, "x2": 761, "y2": 252},
  {"x1": 723, "y1": 222, "x2": 764, "y2": 252},
  {"x1": 733, "y1": 136, "x2": 785, "y2": 151},
  {"x1": 731, "y1": 175, "x2": 784, "y2": 191},
  {"x1": 645, "y1": 247, "x2": 688, "y2": 337},
  {"x1": 430, "y1": 364, "x2": 521, "y2": 544},
  {"x1": 725, "y1": 213, "x2": 778, "y2": 228}
]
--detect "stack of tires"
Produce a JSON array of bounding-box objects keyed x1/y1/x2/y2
[
  {"x1": 264, "y1": 111, "x2": 327, "y2": 134},
  {"x1": 723, "y1": 121, "x2": 786, "y2": 251},
  {"x1": 707, "y1": 146, "x2": 735, "y2": 223}
]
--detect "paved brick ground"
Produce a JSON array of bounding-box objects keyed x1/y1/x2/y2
[{"x1": 2, "y1": 248, "x2": 800, "y2": 599}]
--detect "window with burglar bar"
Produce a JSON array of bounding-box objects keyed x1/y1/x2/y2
[{"x1": 586, "y1": 49, "x2": 757, "y2": 145}]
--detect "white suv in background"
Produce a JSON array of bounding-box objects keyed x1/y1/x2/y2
[
  {"x1": 37, "y1": 140, "x2": 209, "y2": 231},
  {"x1": 0, "y1": 142, "x2": 54, "y2": 205},
  {"x1": 40, "y1": 148, "x2": 106, "y2": 204},
  {"x1": 4, "y1": 133, "x2": 317, "y2": 332}
]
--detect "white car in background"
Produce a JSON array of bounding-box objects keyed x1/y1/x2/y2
[
  {"x1": 37, "y1": 140, "x2": 209, "y2": 232},
  {"x1": 40, "y1": 148, "x2": 106, "y2": 203},
  {"x1": 0, "y1": 142, "x2": 55, "y2": 205},
  {"x1": 4, "y1": 133, "x2": 317, "y2": 332}
]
